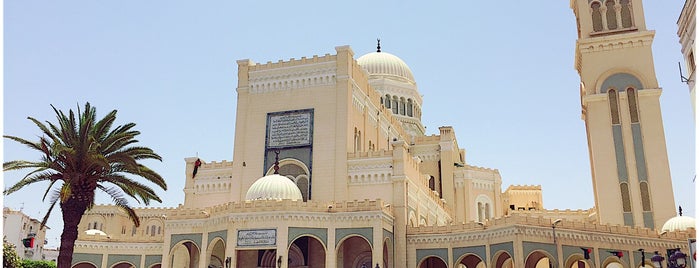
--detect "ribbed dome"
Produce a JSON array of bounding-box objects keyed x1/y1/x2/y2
[
  {"x1": 245, "y1": 174, "x2": 302, "y2": 201},
  {"x1": 357, "y1": 52, "x2": 415, "y2": 82},
  {"x1": 661, "y1": 215, "x2": 696, "y2": 232}
]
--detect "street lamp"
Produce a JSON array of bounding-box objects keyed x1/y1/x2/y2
[
  {"x1": 277, "y1": 255, "x2": 283, "y2": 268},
  {"x1": 551, "y1": 219, "x2": 562, "y2": 268},
  {"x1": 651, "y1": 251, "x2": 664, "y2": 268},
  {"x1": 668, "y1": 249, "x2": 687, "y2": 268},
  {"x1": 639, "y1": 249, "x2": 646, "y2": 267}
]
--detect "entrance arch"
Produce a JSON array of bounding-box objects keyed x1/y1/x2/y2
[
  {"x1": 564, "y1": 254, "x2": 591, "y2": 268},
  {"x1": 383, "y1": 238, "x2": 393, "y2": 268},
  {"x1": 207, "y1": 238, "x2": 226, "y2": 268},
  {"x1": 525, "y1": 250, "x2": 555, "y2": 268},
  {"x1": 337, "y1": 235, "x2": 372, "y2": 268},
  {"x1": 289, "y1": 235, "x2": 326, "y2": 267},
  {"x1": 418, "y1": 256, "x2": 447, "y2": 268},
  {"x1": 493, "y1": 251, "x2": 513, "y2": 268},
  {"x1": 73, "y1": 262, "x2": 98, "y2": 268},
  {"x1": 112, "y1": 262, "x2": 136, "y2": 268},
  {"x1": 170, "y1": 241, "x2": 201, "y2": 268},
  {"x1": 455, "y1": 254, "x2": 485, "y2": 268}
]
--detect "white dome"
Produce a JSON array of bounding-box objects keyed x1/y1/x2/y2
[
  {"x1": 245, "y1": 174, "x2": 303, "y2": 201},
  {"x1": 357, "y1": 52, "x2": 415, "y2": 83},
  {"x1": 661, "y1": 215, "x2": 696, "y2": 232},
  {"x1": 84, "y1": 229, "x2": 107, "y2": 236}
]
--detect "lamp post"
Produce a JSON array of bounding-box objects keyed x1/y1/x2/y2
[
  {"x1": 639, "y1": 249, "x2": 646, "y2": 267},
  {"x1": 651, "y1": 251, "x2": 665, "y2": 268},
  {"x1": 277, "y1": 255, "x2": 283, "y2": 268},
  {"x1": 552, "y1": 219, "x2": 562, "y2": 268}
]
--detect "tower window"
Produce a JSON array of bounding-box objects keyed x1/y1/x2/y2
[
  {"x1": 620, "y1": 182, "x2": 631, "y2": 212},
  {"x1": 640, "y1": 181, "x2": 651, "y2": 211},
  {"x1": 620, "y1": 0, "x2": 633, "y2": 28},
  {"x1": 591, "y1": 2, "x2": 603, "y2": 32},
  {"x1": 605, "y1": 0, "x2": 618, "y2": 30},
  {"x1": 627, "y1": 88, "x2": 639, "y2": 123},
  {"x1": 608, "y1": 89, "x2": 620, "y2": 125}
]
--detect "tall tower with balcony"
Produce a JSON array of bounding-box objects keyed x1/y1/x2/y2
[{"x1": 570, "y1": 0, "x2": 676, "y2": 229}]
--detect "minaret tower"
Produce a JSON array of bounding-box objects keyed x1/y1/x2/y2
[{"x1": 571, "y1": 0, "x2": 675, "y2": 229}]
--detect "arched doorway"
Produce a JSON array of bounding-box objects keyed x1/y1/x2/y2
[
  {"x1": 418, "y1": 256, "x2": 447, "y2": 268},
  {"x1": 525, "y1": 250, "x2": 555, "y2": 268},
  {"x1": 72, "y1": 262, "x2": 98, "y2": 268},
  {"x1": 289, "y1": 235, "x2": 326, "y2": 267},
  {"x1": 564, "y1": 254, "x2": 591, "y2": 268},
  {"x1": 456, "y1": 254, "x2": 485, "y2": 268},
  {"x1": 170, "y1": 241, "x2": 201, "y2": 268},
  {"x1": 493, "y1": 251, "x2": 513, "y2": 268},
  {"x1": 337, "y1": 236, "x2": 372, "y2": 268},
  {"x1": 207, "y1": 239, "x2": 226, "y2": 268}
]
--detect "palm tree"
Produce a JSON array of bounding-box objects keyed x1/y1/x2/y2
[{"x1": 3, "y1": 103, "x2": 167, "y2": 268}]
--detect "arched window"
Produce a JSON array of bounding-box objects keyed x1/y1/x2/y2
[
  {"x1": 608, "y1": 89, "x2": 620, "y2": 125},
  {"x1": 407, "y1": 99, "x2": 413, "y2": 117},
  {"x1": 399, "y1": 98, "x2": 406, "y2": 115},
  {"x1": 605, "y1": 0, "x2": 618, "y2": 30},
  {"x1": 357, "y1": 131, "x2": 362, "y2": 151},
  {"x1": 158, "y1": 226, "x2": 161, "y2": 234},
  {"x1": 627, "y1": 88, "x2": 639, "y2": 123},
  {"x1": 640, "y1": 181, "x2": 651, "y2": 211},
  {"x1": 620, "y1": 0, "x2": 633, "y2": 28},
  {"x1": 392, "y1": 97, "x2": 398, "y2": 114},
  {"x1": 485, "y1": 203, "x2": 491, "y2": 219},
  {"x1": 429, "y1": 176, "x2": 435, "y2": 191},
  {"x1": 385, "y1": 94, "x2": 391, "y2": 108},
  {"x1": 151, "y1": 225, "x2": 156, "y2": 237},
  {"x1": 591, "y1": 2, "x2": 603, "y2": 32},
  {"x1": 477, "y1": 202, "x2": 484, "y2": 222},
  {"x1": 620, "y1": 182, "x2": 631, "y2": 212},
  {"x1": 354, "y1": 128, "x2": 359, "y2": 152}
]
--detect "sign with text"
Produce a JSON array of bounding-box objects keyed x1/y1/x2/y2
[
  {"x1": 237, "y1": 229, "x2": 276, "y2": 247},
  {"x1": 267, "y1": 110, "x2": 313, "y2": 148}
]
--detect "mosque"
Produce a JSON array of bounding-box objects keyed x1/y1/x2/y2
[{"x1": 70, "y1": 0, "x2": 695, "y2": 267}]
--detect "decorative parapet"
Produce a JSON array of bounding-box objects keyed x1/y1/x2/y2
[
  {"x1": 508, "y1": 208, "x2": 594, "y2": 221},
  {"x1": 167, "y1": 199, "x2": 393, "y2": 220},
  {"x1": 407, "y1": 214, "x2": 694, "y2": 241},
  {"x1": 73, "y1": 241, "x2": 163, "y2": 252},
  {"x1": 505, "y1": 185, "x2": 542, "y2": 191},
  {"x1": 347, "y1": 151, "x2": 393, "y2": 184},
  {"x1": 198, "y1": 160, "x2": 235, "y2": 171}
]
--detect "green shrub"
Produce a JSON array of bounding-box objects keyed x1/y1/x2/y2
[
  {"x1": 3, "y1": 239, "x2": 21, "y2": 268},
  {"x1": 20, "y1": 260, "x2": 56, "y2": 268}
]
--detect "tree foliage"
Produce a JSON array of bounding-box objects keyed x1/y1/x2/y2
[
  {"x1": 3, "y1": 103, "x2": 167, "y2": 268},
  {"x1": 3, "y1": 238, "x2": 22, "y2": 268}
]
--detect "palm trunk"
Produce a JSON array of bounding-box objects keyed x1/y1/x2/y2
[{"x1": 57, "y1": 198, "x2": 88, "y2": 268}]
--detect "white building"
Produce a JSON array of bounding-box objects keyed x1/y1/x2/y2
[{"x1": 3, "y1": 207, "x2": 50, "y2": 261}]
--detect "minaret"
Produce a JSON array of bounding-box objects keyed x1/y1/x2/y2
[{"x1": 571, "y1": 0, "x2": 676, "y2": 229}]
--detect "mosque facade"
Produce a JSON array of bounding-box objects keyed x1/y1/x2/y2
[{"x1": 70, "y1": 0, "x2": 695, "y2": 267}]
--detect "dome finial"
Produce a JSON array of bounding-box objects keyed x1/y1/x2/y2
[
  {"x1": 273, "y1": 150, "x2": 280, "y2": 174},
  {"x1": 679, "y1": 206, "x2": 683, "y2": 216},
  {"x1": 376, "y1": 38, "x2": 381, "y2": 53}
]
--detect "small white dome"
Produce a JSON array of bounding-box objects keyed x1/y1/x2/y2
[
  {"x1": 661, "y1": 215, "x2": 696, "y2": 232},
  {"x1": 357, "y1": 51, "x2": 415, "y2": 83},
  {"x1": 245, "y1": 174, "x2": 302, "y2": 201},
  {"x1": 84, "y1": 229, "x2": 107, "y2": 236}
]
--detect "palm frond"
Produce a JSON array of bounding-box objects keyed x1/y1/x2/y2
[
  {"x1": 4, "y1": 170, "x2": 59, "y2": 195},
  {"x1": 97, "y1": 185, "x2": 140, "y2": 226}
]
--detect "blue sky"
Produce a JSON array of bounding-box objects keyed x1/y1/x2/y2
[{"x1": 3, "y1": 1, "x2": 695, "y2": 248}]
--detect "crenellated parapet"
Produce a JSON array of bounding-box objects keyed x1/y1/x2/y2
[
  {"x1": 408, "y1": 214, "x2": 694, "y2": 242},
  {"x1": 347, "y1": 151, "x2": 393, "y2": 184},
  {"x1": 166, "y1": 199, "x2": 393, "y2": 220}
]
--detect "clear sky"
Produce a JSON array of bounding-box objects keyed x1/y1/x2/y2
[{"x1": 3, "y1": 1, "x2": 695, "y2": 248}]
